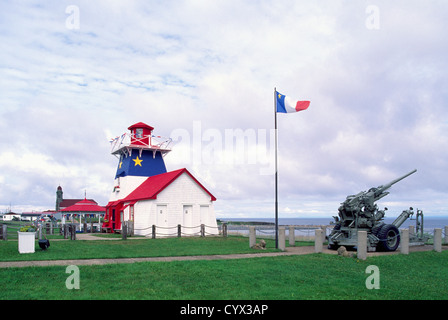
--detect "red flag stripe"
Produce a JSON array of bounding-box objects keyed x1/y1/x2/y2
[{"x1": 295, "y1": 101, "x2": 310, "y2": 112}]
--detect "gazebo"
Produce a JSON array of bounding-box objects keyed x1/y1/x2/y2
[{"x1": 60, "y1": 198, "x2": 106, "y2": 232}]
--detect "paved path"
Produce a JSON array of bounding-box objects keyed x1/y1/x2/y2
[
  {"x1": 0, "y1": 243, "x2": 440, "y2": 269},
  {"x1": 0, "y1": 246, "x2": 321, "y2": 268}
]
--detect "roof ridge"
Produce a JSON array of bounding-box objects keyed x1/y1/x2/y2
[{"x1": 113, "y1": 168, "x2": 215, "y2": 204}]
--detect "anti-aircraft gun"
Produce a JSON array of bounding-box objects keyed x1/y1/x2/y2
[{"x1": 327, "y1": 169, "x2": 421, "y2": 252}]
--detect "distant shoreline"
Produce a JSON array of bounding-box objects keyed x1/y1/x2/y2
[{"x1": 217, "y1": 219, "x2": 275, "y2": 226}]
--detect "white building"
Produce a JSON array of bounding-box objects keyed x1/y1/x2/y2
[
  {"x1": 1, "y1": 212, "x2": 21, "y2": 221},
  {"x1": 102, "y1": 122, "x2": 218, "y2": 237}
]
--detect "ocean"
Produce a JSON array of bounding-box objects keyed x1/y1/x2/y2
[
  {"x1": 220, "y1": 216, "x2": 448, "y2": 237},
  {"x1": 221, "y1": 216, "x2": 448, "y2": 228}
]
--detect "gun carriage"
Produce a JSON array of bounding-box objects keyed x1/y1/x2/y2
[{"x1": 327, "y1": 169, "x2": 425, "y2": 252}]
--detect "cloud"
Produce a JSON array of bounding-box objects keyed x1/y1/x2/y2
[{"x1": 0, "y1": 1, "x2": 447, "y2": 219}]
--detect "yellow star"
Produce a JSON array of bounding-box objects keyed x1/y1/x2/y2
[
  {"x1": 133, "y1": 156, "x2": 143, "y2": 167},
  {"x1": 119, "y1": 161, "x2": 123, "y2": 169},
  {"x1": 278, "y1": 93, "x2": 282, "y2": 99}
]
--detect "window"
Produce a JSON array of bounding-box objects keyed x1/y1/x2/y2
[
  {"x1": 129, "y1": 205, "x2": 134, "y2": 221},
  {"x1": 136, "y1": 128, "x2": 143, "y2": 138}
]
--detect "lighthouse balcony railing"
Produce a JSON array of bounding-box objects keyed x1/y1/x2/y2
[{"x1": 110, "y1": 133, "x2": 173, "y2": 155}]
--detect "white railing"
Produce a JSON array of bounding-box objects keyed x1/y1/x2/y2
[{"x1": 110, "y1": 133, "x2": 173, "y2": 155}]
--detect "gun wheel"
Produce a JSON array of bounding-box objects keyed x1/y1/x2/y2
[{"x1": 377, "y1": 224, "x2": 400, "y2": 252}]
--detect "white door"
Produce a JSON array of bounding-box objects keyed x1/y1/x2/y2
[
  {"x1": 156, "y1": 205, "x2": 168, "y2": 229},
  {"x1": 183, "y1": 205, "x2": 193, "y2": 234}
]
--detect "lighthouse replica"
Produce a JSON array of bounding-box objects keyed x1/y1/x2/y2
[{"x1": 103, "y1": 122, "x2": 218, "y2": 237}]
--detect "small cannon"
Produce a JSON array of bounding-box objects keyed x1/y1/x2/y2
[{"x1": 327, "y1": 169, "x2": 420, "y2": 252}]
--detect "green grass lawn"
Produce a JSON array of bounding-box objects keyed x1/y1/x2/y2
[
  {"x1": 1, "y1": 251, "x2": 447, "y2": 300},
  {"x1": 0, "y1": 236, "x2": 288, "y2": 262},
  {"x1": 1, "y1": 236, "x2": 447, "y2": 300}
]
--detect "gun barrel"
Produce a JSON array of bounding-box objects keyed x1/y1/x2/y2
[
  {"x1": 376, "y1": 169, "x2": 417, "y2": 194},
  {"x1": 386, "y1": 169, "x2": 417, "y2": 187}
]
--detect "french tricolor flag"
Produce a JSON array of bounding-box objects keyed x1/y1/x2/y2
[{"x1": 276, "y1": 90, "x2": 310, "y2": 113}]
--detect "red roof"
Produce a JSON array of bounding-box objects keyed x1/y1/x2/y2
[
  {"x1": 121, "y1": 168, "x2": 216, "y2": 203},
  {"x1": 59, "y1": 199, "x2": 97, "y2": 209},
  {"x1": 60, "y1": 199, "x2": 106, "y2": 213},
  {"x1": 128, "y1": 122, "x2": 154, "y2": 131}
]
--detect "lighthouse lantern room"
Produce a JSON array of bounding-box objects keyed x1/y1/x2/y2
[
  {"x1": 129, "y1": 122, "x2": 153, "y2": 146},
  {"x1": 110, "y1": 122, "x2": 172, "y2": 159}
]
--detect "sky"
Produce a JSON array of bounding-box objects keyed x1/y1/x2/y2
[{"x1": 0, "y1": 1, "x2": 447, "y2": 220}]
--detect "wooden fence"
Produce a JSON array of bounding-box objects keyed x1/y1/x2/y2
[{"x1": 130, "y1": 222, "x2": 222, "y2": 239}]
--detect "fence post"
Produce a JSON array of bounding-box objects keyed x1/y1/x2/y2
[
  {"x1": 201, "y1": 224, "x2": 205, "y2": 237},
  {"x1": 249, "y1": 226, "x2": 256, "y2": 248},
  {"x1": 445, "y1": 226, "x2": 448, "y2": 244},
  {"x1": 70, "y1": 224, "x2": 76, "y2": 240},
  {"x1": 315, "y1": 229, "x2": 323, "y2": 253},
  {"x1": 122, "y1": 221, "x2": 127, "y2": 240},
  {"x1": 152, "y1": 225, "x2": 156, "y2": 239},
  {"x1": 278, "y1": 227, "x2": 286, "y2": 251},
  {"x1": 178, "y1": 224, "x2": 182, "y2": 237},
  {"x1": 128, "y1": 220, "x2": 133, "y2": 236},
  {"x1": 222, "y1": 223, "x2": 227, "y2": 238},
  {"x1": 321, "y1": 226, "x2": 327, "y2": 243},
  {"x1": 434, "y1": 228, "x2": 442, "y2": 253},
  {"x1": 289, "y1": 226, "x2": 295, "y2": 246},
  {"x1": 38, "y1": 225, "x2": 43, "y2": 240},
  {"x1": 2, "y1": 224, "x2": 7, "y2": 241},
  {"x1": 357, "y1": 230, "x2": 367, "y2": 260},
  {"x1": 400, "y1": 229, "x2": 409, "y2": 255}
]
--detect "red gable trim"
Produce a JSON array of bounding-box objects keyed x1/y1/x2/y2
[
  {"x1": 123, "y1": 168, "x2": 216, "y2": 203},
  {"x1": 105, "y1": 200, "x2": 120, "y2": 208},
  {"x1": 121, "y1": 201, "x2": 137, "y2": 211}
]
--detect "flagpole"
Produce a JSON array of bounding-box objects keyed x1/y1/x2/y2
[{"x1": 274, "y1": 87, "x2": 279, "y2": 249}]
